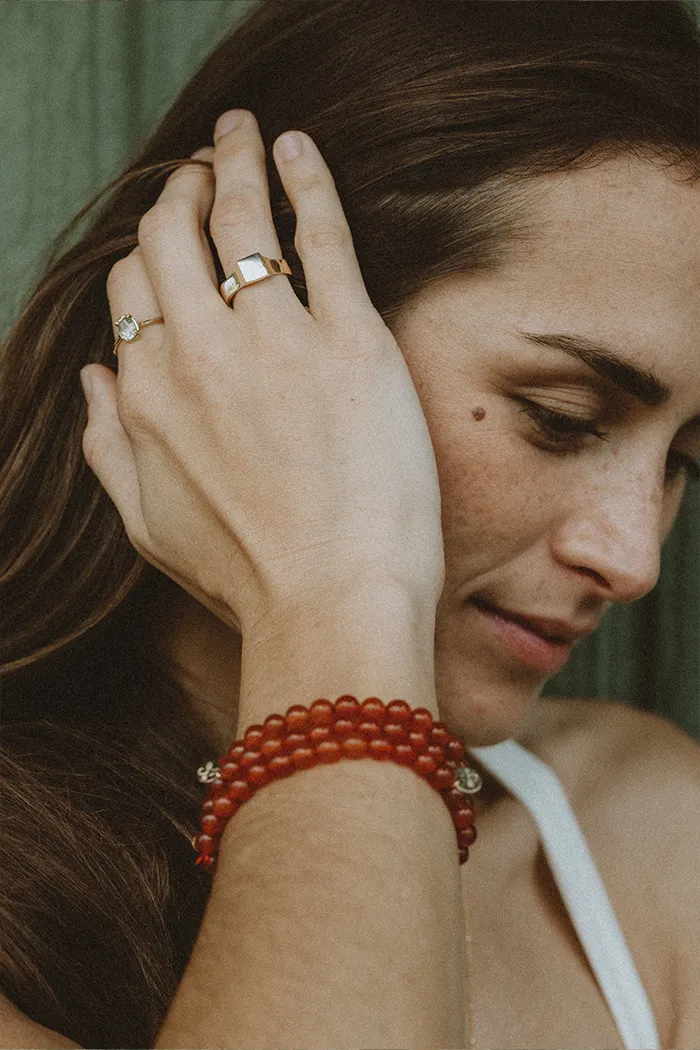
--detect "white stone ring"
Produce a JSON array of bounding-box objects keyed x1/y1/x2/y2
[
  {"x1": 219, "y1": 252, "x2": 292, "y2": 306},
  {"x1": 113, "y1": 315, "x2": 164, "y2": 357}
]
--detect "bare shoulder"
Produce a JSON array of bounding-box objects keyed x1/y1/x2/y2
[
  {"x1": 516, "y1": 694, "x2": 700, "y2": 782},
  {"x1": 517, "y1": 695, "x2": 700, "y2": 850},
  {"x1": 518, "y1": 696, "x2": 700, "y2": 1048}
]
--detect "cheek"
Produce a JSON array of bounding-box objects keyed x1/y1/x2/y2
[{"x1": 429, "y1": 411, "x2": 555, "y2": 572}]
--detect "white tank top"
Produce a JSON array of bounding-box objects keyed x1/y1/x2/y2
[{"x1": 466, "y1": 739, "x2": 662, "y2": 1050}]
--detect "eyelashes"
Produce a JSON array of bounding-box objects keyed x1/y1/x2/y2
[
  {"x1": 514, "y1": 396, "x2": 610, "y2": 449},
  {"x1": 513, "y1": 396, "x2": 700, "y2": 484}
]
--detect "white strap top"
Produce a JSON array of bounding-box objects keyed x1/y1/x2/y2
[{"x1": 466, "y1": 739, "x2": 662, "y2": 1050}]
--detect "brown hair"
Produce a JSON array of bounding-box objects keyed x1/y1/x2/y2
[{"x1": 1, "y1": 2, "x2": 699, "y2": 1045}]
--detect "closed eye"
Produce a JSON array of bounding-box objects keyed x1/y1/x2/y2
[
  {"x1": 514, "y1": 397, "x2": 609, "y2": 452},
  {"x1": 515, "y1": 397, "x2": 700, "y2": 484}
]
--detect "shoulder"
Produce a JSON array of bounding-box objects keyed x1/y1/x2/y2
[
  {"x1": 516, "y1": 695, "x2": 700, "y2": 787},
  {"x1": 517, "y1": 696, "x2": 700, "y2": 862},
  {"x1": 519, "y1": 697, "x2": 700, "y2": 1046}
]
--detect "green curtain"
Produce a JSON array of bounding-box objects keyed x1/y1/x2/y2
[{"x1": 2, "y1": 0, "x2": 699, "y2": 742}]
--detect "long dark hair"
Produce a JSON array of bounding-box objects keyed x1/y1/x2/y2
[{"x1": 1, "y1": 2, "x2": 698, "y2": 1046}]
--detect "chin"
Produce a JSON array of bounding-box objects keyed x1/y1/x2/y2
[{"x1": 434, "y1": 649, "x2": 544, "y2": 748}]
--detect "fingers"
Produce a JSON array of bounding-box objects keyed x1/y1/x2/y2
[
  {"x1": 106, "y1": 246, "x2": 162, "y2": 363},
  {"x1": 210, "y1": 110, "x2": 299, "y2": 315},
  {"x1": 270, "y1": 129, "x2": 374, "y2": 324},
  {"x1": 133, "y1": 147, "x2": 228, "y2": 332},
  {"x1": 211, "y1": 110, "x2": 372, "y2": 324},
  {"x1": 107, "y1": 110, "x2": 374, "y2": 359},
  {"x1": 79, "y1": 364, "x2": 153, "y2": 558}
]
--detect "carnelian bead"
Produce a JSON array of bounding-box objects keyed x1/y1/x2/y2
[
  {"x1": 410, "y1": 708, "x2": 434, "y2": 732},
  {"x1": 282, "y1": 732, "x2": 309, "y2": 754},
  {"x1": 244, "y1": 725, "x2": 265, "y2": 749},
  {"x1": 431, "y1": 766, "x2": 456, "y2": 791},
  {"x1": 207, "y1": 780, "x2": 228, "y2": 798},
  {"x1": 444, "y1": 787, "x2": 471, "y2": 810},
  {"x1": 309, "y1": 698, "x2": 335, "y2": 725},
  {"x1": 447, "y1": 738, "x2": 465, "y2": 762},
  {"x1": 268, "y1": 755, "x2": 294, "y2": 777},
  {"x1": 454, "y1": 805, "x2": 476, "y2": 829},
  {"x1": 201, "y1": 813, "x2": 222, "y2": 836},
  {"x1": 316, "y1": 740, "x2": 343, "y2": 763},
  {"x1": 394, "y1": 743, "x2": 416, "y2": 765},
  {"x1": 408, "y1": 730, "x2": 429, "y2": 753},
  {"x1": 239, "y1": 749, "x2": 262, "y2": 770},
  {"x1": 220, "y1": 761, "x2": 240, "y2": 781},
  {"x1": 202, "y1": 799, "x2": 215, "y2": 815},
  {"x1": 194, "y1": 833, "x2": 216, "y2": 855},
  {"x1": 334, "y1": 695, "x2": 361, "y2": 721},
  {"x1": 285, "y1": 705, "x2": 310, "y2": 732},
  {"x1": 228, "y1": 779, "x2": 255, "y2": 802},
  {"x1": 414, "y1": 754, "x2": 438, "y2": 777},
  {"x1": 260, "y1": 737, "x2": 284, "y2": 760},
  {"x1": 458, "y1": 847, "x2": 469, "y2": 864},
  {"x1": 291, "y1": 747, "x2": 316, "y2": 770},
  {"x1": 263, "y1": 714, "x2": 287, "y2": 738},
  {"x1": 333, "y1": 718, "x2": 355, "y2": 737},
  {"x1": 386, "y1": 699, "x2": 412, "y2": 725},
  {"x1": 247, "y1": 764, "x2": 272, "y2": 787},
  {"x1": 360, "y1": 697, "x2": 387, "y2": 725},
  {"x1": 458, "y1": 825, "x2": 478, "y2": 847},
  {"x1": 212, "y1": 796, "x2": 236, "y2": 819},
  {"x1": 383, "y1": 722, "x2": 409, "y2": 743},
  {"x1": 430, "y1": 722, "x2": 451, "y2": 747},
  {"x1": 342, "y1": 735, "x2": 368, "y2": 759},
  {"x1": 229, "y1": 743, "x2": 246, "y2": 761},
  {"x1": 357, "y1": 720, "x2": 382, "y2": 739},
  {"x1": 368, "y1": 737, "x2": 394, "y2": 759},
  {"x1": 426, "y1": 744, "x2": 445, "y2": 765},
  {"x1": 309, "y1": 725, "x2": 333, "y2": 745}
]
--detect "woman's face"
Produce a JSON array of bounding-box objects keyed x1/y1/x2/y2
[{"x1": 391, "y1": 155, "x2": 700, "y2": 745}]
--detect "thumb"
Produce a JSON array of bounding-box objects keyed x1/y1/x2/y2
[{"x1": 79, "y1": 364, "x2": 150, "y2": 555}]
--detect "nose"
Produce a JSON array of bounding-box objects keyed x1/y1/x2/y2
[{"x1": 550, "y1": 468, "x2": 663, "y2": 603}]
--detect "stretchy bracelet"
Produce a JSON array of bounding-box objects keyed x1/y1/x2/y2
[{"x1": 192, "y1": 695, "x2": 483, "y2": 874}]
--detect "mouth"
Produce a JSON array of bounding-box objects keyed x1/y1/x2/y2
[{"x1": 467, "y1": 597, "x2": 581, "y2": 675}]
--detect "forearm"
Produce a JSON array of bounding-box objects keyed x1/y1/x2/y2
[{"x1": 154, "y1": 584, "x2": 468, "y2": 1049}]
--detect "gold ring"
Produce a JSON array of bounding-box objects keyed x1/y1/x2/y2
[
  {"x1": 219, "y1": 253, "x2": 292, "y2": 307},
  {"x1": 113, "y1": 314, "x2": 165, "y2": 357}
]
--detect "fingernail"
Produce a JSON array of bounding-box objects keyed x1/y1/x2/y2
[
  {"x1": 214, "y1": 109, "x2": 248, "y2": 141},
  {"x1": 80, "y1": 367, "x2": 93, "y2": 400},
  {"x1": 275, "y1": 131, "x2": 303, "y2": 161}
]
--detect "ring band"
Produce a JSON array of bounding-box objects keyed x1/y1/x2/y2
[
  {"x1": 219, "y1": 252, "x2": 292, "y2": 306},
  {"x1": 112, "y1": 252, "x2": 291, "y2": 357},
  {"x1": 113, "y1": 314, "x2": 164, "y2": 357}
]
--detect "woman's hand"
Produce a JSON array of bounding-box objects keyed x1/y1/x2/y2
[{"x1": 80, "y1": 110, "x2": 445, "y2": 641}]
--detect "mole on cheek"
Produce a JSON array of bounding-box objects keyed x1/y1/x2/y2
[{"x1": 471, "y1": 407, "x2": 486, "y2": 421}]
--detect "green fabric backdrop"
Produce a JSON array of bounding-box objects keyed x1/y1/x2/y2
[{"x1": 2, "y1": 0, "x2": 699, "y2": 741}]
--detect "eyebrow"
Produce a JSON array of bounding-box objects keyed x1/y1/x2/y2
[{"x1": 515, "y1": 330, "x2": 670, "y2": 407}]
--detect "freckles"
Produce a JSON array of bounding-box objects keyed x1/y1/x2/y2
[{"x1": 471, "y1": 407, "x2": 486, "y2": 421}]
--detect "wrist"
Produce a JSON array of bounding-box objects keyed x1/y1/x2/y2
[{"x1": 236, "y1": 581, "x2": 439, "y2": 734}]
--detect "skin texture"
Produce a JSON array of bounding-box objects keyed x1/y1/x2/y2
[{"x1": 149, "y1": 154, "x2": 700, "y2": 750}]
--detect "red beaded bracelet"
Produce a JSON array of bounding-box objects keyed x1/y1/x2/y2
[{"x1": 192, "y1": 695, "x2": 482, "y2": 874}]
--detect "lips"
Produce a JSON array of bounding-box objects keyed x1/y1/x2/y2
[
  {"x1": 469, "y1": 597, "x2": 593, "y2": 644},
  {"x1": 465, "y1": 595, "x2": 601, "y2": 676}
]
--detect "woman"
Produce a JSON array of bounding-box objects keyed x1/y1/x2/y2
[{"x1": 0, "y1": 1, "x2": 699, "y2": 1047}]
